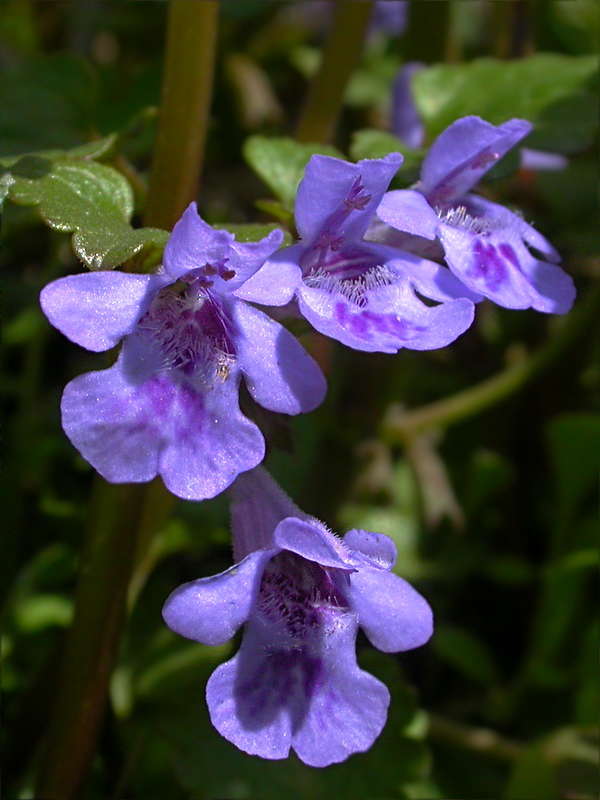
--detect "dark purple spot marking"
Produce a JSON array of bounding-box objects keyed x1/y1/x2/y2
[
  {"x1": 498, "y1": 242, "x2": 520, "y2": 269},
  {"x1": 469, "y1": 149, "x2": 499, "y2": 170},
  {"x1": 335, "y1": 303, "x2": 425, "y2": 342},
  {"x1": 469, "y1": 240, "x2": 507, "y2": 290},
  {"x1": 427, "y1": 182, "x2": 456, "y2": 207}
]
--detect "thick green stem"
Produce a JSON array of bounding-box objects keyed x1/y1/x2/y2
[
  {"x1": 34, "y1": 3, "x2": 218, "y2": 797},
  {"x1": 382, "y1": 285, "x2": 600, "y2": 445},
  {"x1": 296, "y1": 0, "x2": 374, "y2": 144},
  {"x1": 145, "y1": 0, "x2": 219, "y2": 230},
  {"x1": 35, "y1": 481, "x2": 146, "y2": 799}
]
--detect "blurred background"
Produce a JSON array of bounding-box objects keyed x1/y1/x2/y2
[{"x1": 1, "y1": 2, "x2": 598, "y2": 798}]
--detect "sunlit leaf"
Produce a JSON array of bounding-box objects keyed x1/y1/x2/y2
[
  {"x1": 413, "y1": 55, "x2": 598, "y2": 152},
  {"x1": 244, "y1": 136, "x2": 344, "y2": 209},
  {"x1": 1, "y1": 150, "x2": 168, "y2": 270}
]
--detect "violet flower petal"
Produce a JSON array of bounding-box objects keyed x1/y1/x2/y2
[
  {"x1": 232, "y1": 301, "x2": 326, "y2": 415},
  {"x1": 420, "y1": 116, "x2": 532, "y2": 205},
  {"x1": 291, "y1": 615, "x2": 390, "y2": 767},
  {"x1": 520, "y1": 147, "x2": 568, "y2": 172},
  {"x1": 379, "y1": 245, "x2": 484, "y2": 303},
  {"x1": 206, "y1": 612, "x2": 390, "y2": 767},
  {"x1": 161, "y1": 549, "x2": 276, "y2": 646},
  {"x1": 295, "y1": 153, "x2": 403, "y2": 243},
  {"x1": 163, "y1": 203, "x2": 237, "y2": 281},
  {"x1": 163, "y1": 202, "x2": 283, "y2": 289},
  {"x1": 233, "y1": 253, "x2": 301, "y2": 306},
  {"x1": 61, "y1": 348, "x2": 265, "y2": 500},
  {"x1": 297, "y1": 279, "x2": 474, "y2": 353},
  {"x1": 40, "y1": 271, "x2": 166, "y2": 352},
  {"x1": 391, "y1": 62, "x2": 426, "y2": 149},
  {"x1": 205, "y1": 624, "x2": 296, "y2": 761},
  {"x1": 439, "y1": 224, "x2": 575, "y2": 313},
  {"x1": 465, "y1": 194, "x2": 561, "y2": 263},
  {"x1": 158, "y1": 372, "x2": 265, "y2": 501},
  {"x1": 342, "y1": 529, "x2": 397, "y2": 570},
  {"x1": 376, "y1": 189, "x2": 440, "y2": 240},
  {"x1": 349, "y1": 568, "x2": 434, "y2": 652},
  {"x1": 273, "y1": 517, "x2": 357, "y2": 570},
  {"x1": 61, "y1": 360, "x2": 164, "y2": 485},
  {"x1": 229, "y1": 467, "x2": 307, "y2": 560}
]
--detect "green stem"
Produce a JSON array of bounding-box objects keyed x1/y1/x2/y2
[
  {"x1": 296, "y1": 0, "x2": 374, "y2": 144},
  {"x1": 34, "y1": 3, "x2": 218, "y2": 796},
  {"x1": 381, "y1": 285, "x2": 600, "y2": 445},
  {"x1": 35, "y1": 481, "x2": 146, "y2": 799},
  {"x1": 427, "y1": 712, "x2": 523, "y2": 762},
  {"x1": 145, "y1": 0, "x2": 219, "y2": 231}
]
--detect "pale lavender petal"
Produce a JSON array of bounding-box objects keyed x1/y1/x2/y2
[
  {"x1": 343, "y1": 529, "x2": 397, "y2": 570},
  {"x1": 225, "y1": 228, "x2": 286, "y2": 289},
  {"x1": 206, "y1": 622, "x2": 297, "y2": 761},
  {"x1": 296, "y1": 153, "x2": 403, "y2": 243},
  {"x1": 61, "y1": 359, "x2": 165, "y2": 484},
  {"x1": 439, "y1": 224, "x2": 575, "y2": 313},
  {"x1": 40, "y1": 272, "x2": 166, "y2": 352},
  {"x1": 163, "y1": 203, "x2": 235, "y2": 280},
  {"x1": 233, "y1": 249, "x2": 301, "y2": 306},
  {"x1": 465, "y1": 194, "x2": 561, "y2": 263},
  {"x1": 370, "y1": 1, "x2": 408, "y2": 37},
  {"x1": 273, "y1": 517, "x2": 357, "y2": 570},
  {"x1": 297, "y1": 280, "x2": 474, "y2": 353},
  {"x1": 520, "y1": 147, "x2": 568, "y2": 172},
  {"x1": 62, "y1": 344, "x2": 265, "y2": 499},
  {"x1": 391, "y1": 62, "x2": 425, "y2": 149},
  {"x1": 291, "y1": 613, "x2": 390, "y2": 767},
  {"x1": 380, "y1": 246, "x2": 484, "y2": 303},
  {"x1": 420, "y1": 117, "x2": 532, "y2": 205},
  {"x1": 348, "y1": 568, "x2": 433, "y2": 652},
  {"x1": 158, "y1": 371, "x2": 265, "y2": 500},
  {"x1": 229, "y1": 467, "x2": 307, "y2": 560},
  {"x1": 161, "y1": 549, "x2": 275, "y2": 646},
  {"x1": 232, "y1": 301, "x2": 326, "y2": 415},
  {"x1": 439, "y1": 224, "x2": 533, "y2": 309},
  {"x1": 520, "y1": 254, "x2": 576, "y2": 314},
  {"x1": 376, "y1": 189, "x2": 439, "y2": 240}
]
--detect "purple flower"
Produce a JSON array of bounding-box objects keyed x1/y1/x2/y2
[
  {"x1": 162, "y1": 467, "x2": 433, "y2": 767},
  {"x1": 391, "y1": 61, "x2": 425, "y2": 150},
  {"x1": 292, "y1": 1, "x2": 408, "y2": 39},
  {"x1": 264, "y1": 152, "x2": 475, "y2": 353},
  {"x1": 40, "y1": 204, "x2": 326, "y2": 500},
  {"x1": 391, "y1": 63, "x2": 569, "y2": 173},
  {"x1": 378, "y1": 115, "x2": 575, "y2": 313}
]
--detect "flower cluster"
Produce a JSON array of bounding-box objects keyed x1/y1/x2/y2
[{"x1": 40, "y1": 114, "x2": 575, "y2": 766}]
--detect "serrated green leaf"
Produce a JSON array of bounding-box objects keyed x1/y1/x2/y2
[
  {"x1": 3, "y1": 154, "x2": 168, "y2": 270},
  {"x1": 244, "y1": 135, "x2": 344, "y2": 209},
  {"x1": 412, "y1": 55, "x2": 598, "y2": 153}
]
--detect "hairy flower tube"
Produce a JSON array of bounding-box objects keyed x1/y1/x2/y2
[
  {"x1": 40, "y1": 204, "x2": 326, "y2": 500},
  {"x1": 162, "y1": 467, "x2": 433, "y2": 766},
  {"x1": 377, "y1": 115, "x2": 575, "y2": 313},
  {"x1": 262, "y1": 152, "x2": 475, "y2": 353}
]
